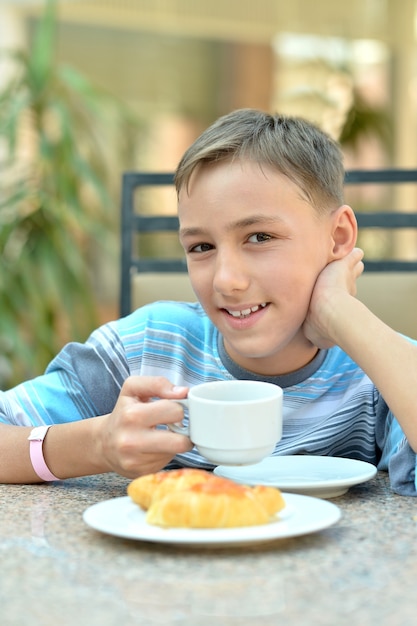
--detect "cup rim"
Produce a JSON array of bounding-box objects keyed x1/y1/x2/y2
[{"x1": 188, "y1": 380, "x2": 282, "y2": 402}]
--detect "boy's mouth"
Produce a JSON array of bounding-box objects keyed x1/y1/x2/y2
[{"x1": 224, "y1": 303, "x2": 267, "y2": 319}]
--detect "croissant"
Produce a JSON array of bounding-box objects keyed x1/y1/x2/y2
[
  {"x1": 127, "y1": 468, "x2": 213, "y2": 510},
  {"x1": 128, "y1": 468, "x2": 285, "y2": 529}
]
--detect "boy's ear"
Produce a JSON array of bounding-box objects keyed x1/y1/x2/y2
[{"x1": 330, "y1": 205, "x2": 357, "y2": 259}]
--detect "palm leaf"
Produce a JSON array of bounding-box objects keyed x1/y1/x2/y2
[{"x1": 0, "y1": 0, "x2": 141, "y2": 387}]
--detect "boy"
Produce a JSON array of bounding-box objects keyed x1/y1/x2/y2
[{"x1": 1, "y1": 109, "x2": 416, "y2": 494}]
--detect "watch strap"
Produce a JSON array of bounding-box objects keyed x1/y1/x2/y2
[{"x1": 27, "y1": 425, "x2": 59, "y2": 481}]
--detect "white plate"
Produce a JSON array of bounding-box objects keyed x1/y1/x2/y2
[
  {"x1": 214, "y1": 456, "x2": 377, "y2": 498},
  {"x1": 83, "y1": 493, "x2": 341, "y2": 547}
]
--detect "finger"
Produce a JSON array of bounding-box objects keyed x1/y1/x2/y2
[
  {"x1": 145, "y1": 398, "x2": 186, "y2": 427},
  {"x1": 121, "y1": 451, "x2": 185, "y2": 479},
  {"x1": 356, "y1": 260, "x2": 364, "y2": 277},
  {"x1": 139, "y1": 426, "x2": 193, "y2": 454},
  {"x1": 353, "y1": 248, "x2": 365, "y2": 278},
  {"x1": 121, "y1": 376, "x2": 188, "y2": 402},
  {"x1": 121, "y1": 397, "x2": 185, "y2": 431},
  {"x1": 118, "y1": 428, "x2": 193, "y2": 477}
]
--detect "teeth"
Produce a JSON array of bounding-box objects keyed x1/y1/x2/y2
[{"x1": 227, "y1": 303, "x2": 266, "y2": 318}]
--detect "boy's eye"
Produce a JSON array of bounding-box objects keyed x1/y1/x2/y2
[
  {"x1": 189, "y1": 242, "x2": 214, "y2": 253},
  {"x1": 248, "y1": 232, "x2": 272, "y2": 243}
]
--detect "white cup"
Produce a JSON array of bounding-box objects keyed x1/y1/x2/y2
[{"x1": 168, "y1": 380, "x2": 283, "y2": 466}]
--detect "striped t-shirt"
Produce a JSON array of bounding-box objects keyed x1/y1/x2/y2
[{"x1": 1, "y1": 301, "x2": 416, "y2": 495}]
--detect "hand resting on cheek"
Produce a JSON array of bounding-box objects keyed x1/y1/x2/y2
[{"x1": 303, "y1": 247, "x2": 365, "y2": 350}]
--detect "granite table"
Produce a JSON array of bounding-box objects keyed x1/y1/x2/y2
[{"x1": 0, "y1": 470, "x2": 416, "y2": 626}]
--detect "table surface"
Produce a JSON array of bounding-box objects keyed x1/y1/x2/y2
[{"x1": 0, "y1": 470, "x2": 416, "y2": 626}]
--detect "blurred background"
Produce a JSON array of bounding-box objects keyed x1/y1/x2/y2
[{"x1": 1, "y1": 0, "x2": 417, "y2": 386}]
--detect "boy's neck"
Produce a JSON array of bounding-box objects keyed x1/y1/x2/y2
[{"x1": 217, "y1": 336, "x2": 326, "y2": 387}]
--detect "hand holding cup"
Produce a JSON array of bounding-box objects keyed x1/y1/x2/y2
[{"x1": 168, "y1": 380, "x2": 283, "y2": 465}]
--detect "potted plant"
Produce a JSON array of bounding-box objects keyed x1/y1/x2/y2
[{"x1": 0, "y1": 0, "x2": 139, "y2": 387}]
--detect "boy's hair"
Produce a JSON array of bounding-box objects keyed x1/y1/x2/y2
[{"x1": 174, "y1": 108, "x2": 345, "y2": 213}]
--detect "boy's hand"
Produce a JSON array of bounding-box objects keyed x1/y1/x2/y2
[
  {"x1": 303, "y1": 247, "x2": 364, "y2": 349},
  {"x1": 95, "y1": 376, "x2": 193, "y2": 478}
]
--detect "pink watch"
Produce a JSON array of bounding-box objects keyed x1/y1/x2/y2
[{"x1": 27, "y1": 425, "x2": 59, "y2": 481}]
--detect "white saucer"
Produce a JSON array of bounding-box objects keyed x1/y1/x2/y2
[
  {"x1": 83, "y1": 493, "x2": 341, "y2": 547},
  {"x1": 214, "y1": 455, "x2": 377, "y2": 498}
]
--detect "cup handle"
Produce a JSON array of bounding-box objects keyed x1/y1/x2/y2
[{"x1": 167, "y1": 399, "x2": 190, "y2": 436}]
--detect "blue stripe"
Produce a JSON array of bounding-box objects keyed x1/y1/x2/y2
[{"x1": 0, "y1": 300, "x2": 415, "y2": 494}]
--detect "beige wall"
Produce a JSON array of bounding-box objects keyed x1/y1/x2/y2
[{"x1": 130, "y1": 271, "x2": 417, "y2": 340}]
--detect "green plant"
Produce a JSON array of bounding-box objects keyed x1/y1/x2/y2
[
  {"x1": 339, "y1": 88, "x2": 392, "y2": 155},
  {"x1": 0, "y1": 0, "x2": 139, "y2": 388}
]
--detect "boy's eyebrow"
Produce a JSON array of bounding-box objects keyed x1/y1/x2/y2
[{"x1": 179, "y1": 215, "x2": 286, "y2": 238}]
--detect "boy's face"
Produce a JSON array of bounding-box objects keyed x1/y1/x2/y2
[{"x1": 178, "y1": 159, "x2": 340, "y2": 376}]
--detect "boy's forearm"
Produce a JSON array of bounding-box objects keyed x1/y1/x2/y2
[
  {"x1": 0, "y1": 417, "x2": 109, "y2": 484},
  {"x1": 328, "y1": 294, "x2": 417, "y2": 450}
]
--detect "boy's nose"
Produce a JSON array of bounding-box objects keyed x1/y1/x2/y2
[{"x1": 213, "y1": 251, "x2": 250, "y2": 294}]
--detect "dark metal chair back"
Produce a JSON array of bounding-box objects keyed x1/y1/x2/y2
[{"x1": 120, "y1": 169, "x2": 417, "y2": 316}]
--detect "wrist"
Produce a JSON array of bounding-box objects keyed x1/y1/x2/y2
[
  {"x1": 88, "y1": 414, "x2": 113, "y2": 474},
  {"x1": 27, "y1": 426, "x2": 59, "y2": 481}
]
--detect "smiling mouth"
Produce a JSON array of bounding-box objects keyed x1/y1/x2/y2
[{"x1": 224, "y1": 303, "x2": 267, "y2": 319}]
